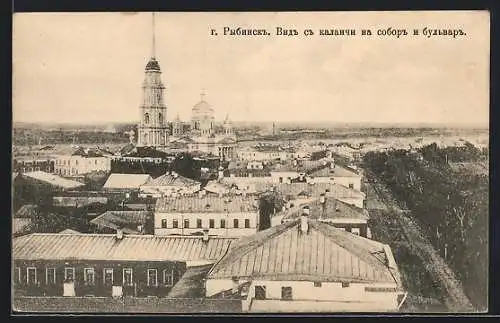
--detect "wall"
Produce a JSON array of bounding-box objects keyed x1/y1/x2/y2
[
  {"x1": 54, "y1": 156, "x2": 111, "y2": 177},
  {"x1": 205, "y1": 279, "x2": 235, "y2": 297},
  {"x1": 13, "y1": 296, "x2": 242, "y2": 313},
  {"x1": 13, "y1": 260, "x2": 186, "y2": 298},
  {"x1": 154, "y1": 211, "x2": 259, "y2": 237}
]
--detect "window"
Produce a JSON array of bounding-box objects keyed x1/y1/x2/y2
[
  {"x1": 209, "y1": 219, "x2": 215, "y2": 228},
  {"x1": 197, "y1": 219, "x2": 202, "y2": 229},
  {"x1": 163, "y1": 269, "x2": 174, "y2": 287},
  {"x1": 173, "y1": 219, "x2": 178, "y2": 228},
  {"x1": 46, "y1": 267, "x2": 56, "y2": 285},
  {"x1": 220, "y1": 219, "x2": 226, "y2": 229},
  {"x1": 27, "y1": 267, "x2": 37, "y2": 285},
  {"x1": 281, "y1": 286, "x2": 293, "y2": 300},
  {"x1": 254, "y1": 285, "x2": 266, "y2": 300},
  {"x1": 161, "y1": 219, "x2": 167, "y2": 229},
  {"x1": 349, "y1": 183, "x2": 354, "y2": 189},
  {"x1": 64, "y1": 267, "x2": 75, "y2": 282},
  {"x1": 158, "y1": 112, "x2": 163, "y2": 125},
  {"x1": 15, "y1": 267, "x2": 21, "y2": 284},
  {"x1": 147, "y1": 269, "x2": 158, "y2": 287},
  {"x1": 123, "y1": 268, "x2": 133, "y2": 286},
  {"x1": 103, "y1": 268, "x2": 114, "y2": 285},
  {"x1": 84, "y1": 267, "x2": 95, "y2": 285},
  {"x1": 342, "y1": 282, "x2": 350, "y2": 288},
  {"x1": 144, "y1": 113, "x2": 150, "y2": 124},
  {"x1": 314, "y1": 281, "x2": 322, "y2": 288},
  {"x1": 244, "y1": 219, "x2": 250, "y2": 228},
  {"x1": 184, "y1": 219, "x2": 190, "y2": 229},
  {"x1": 233, "y1": 219, "x2": 239, "y2": 228}
]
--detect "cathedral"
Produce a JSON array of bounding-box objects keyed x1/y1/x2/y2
[
  {"x1": 169, "y1": 92, "x2": 237, "y2": 161},
  {"x1": 134, "y1": 13, "x2": 237, "y2": 161}
]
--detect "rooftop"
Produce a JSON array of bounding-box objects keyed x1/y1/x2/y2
[
  {"x1": 90, "y1": 211, "x2": 152, "y2": 234},
  {"x1": 309, "y1": 165, "x2": 361, "y2": 178},
  {"x1": 21, "y1": 171, "x2": 85, "y2": 190},
  {"x1": 281, "y1": 197, "x2": 369, "y2": 222},
  {"x1": 258, "y1": 182, "x2": 365, "y2": 199},
  {"x1": 142, "y1": 172, "x2": 200, "y2": 187},
  {"x1": 15, "y1": 204, "x2": 39, "y2": 218},
  {"x1": 13, "y1": 233, "x2": 238, "y2": 263},
  {"x1": 155, "y1": 195, "x2": 260, "y2": 213},
  {"x1": 52, "y1": 196, "x2": 108, "y2": 208},
  {"x1": 207, "y1": 219, "x2": 402, "y2": 286},
  {"x1": 103, "y1": 173, "x2": 152, "y2": 190}
]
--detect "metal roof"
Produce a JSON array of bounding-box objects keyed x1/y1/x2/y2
[
  {"x1": 103, "y1": 173, "x2": 152, "y2": 190},
  {"x1": 155, "y1": 195, "x2": 259, "y2": 214},
  {"x1": 21, "y1": 171, "x2": 85, "y2": 190},
  {"x1": 52, "y1": 196, "x2": 108, "y2": 208},
  {"x1": 309, "y1": 165, "x2": 361, "y2": 178},
  {"x1": 13, "y1": 233, "x2": 237, "y2": 262},
  {"x1": 207, "y1": 219, "x2": 402, "y2": 286},
  {"x1": 281, "y1": 198, "x2": 369, "y2": 222},
  {"x1": 263, "y1": 182, "x2": 364, "y2": 199},
  {"x1": 90, "y1": 211, "x2": 151, "y2": 234},
  {"x1": 142, "y1": 172, "x2": 200, "y2": 187}
]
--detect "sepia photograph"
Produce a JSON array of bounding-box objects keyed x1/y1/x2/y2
[{"x1": 12, "y1": 11, "x2": 489, "y2": 314}]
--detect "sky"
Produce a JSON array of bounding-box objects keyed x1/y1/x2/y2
[{"x1": 13, "y1": 11, "x2": 490, "y2": 126}]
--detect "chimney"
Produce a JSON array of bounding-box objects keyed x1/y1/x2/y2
[
  {"x1": 300, "y1": 206, "x2": 310, "y2": 234},
  {"x1": 116, "y1": 229, "x2": 124, "y2": 240},
  {"x1": 202, "y1": 229, "x2": 209, "y2": 242}
]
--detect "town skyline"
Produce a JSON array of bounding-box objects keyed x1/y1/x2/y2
[{"x1": 13, "y1": 12, "x2": 489, "y2": 125}]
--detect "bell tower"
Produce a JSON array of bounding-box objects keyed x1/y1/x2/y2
[{"x1": 137, "y1": 12, "x2": 168, "y2": 148}]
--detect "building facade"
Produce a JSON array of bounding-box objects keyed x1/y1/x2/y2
[{"x1": 154, "y1": 195, "x2": 260, "y2": 237}]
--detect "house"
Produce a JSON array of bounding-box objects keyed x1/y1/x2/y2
[
  {"x1": 13, "y1": 157, "x2": 54, "y2": 173},
  {"x1": 13, "y1": 232, "x2": 237, "y2": 298},
  {"x1": 256, "y1": 182, "x2": 366, "y2": 209},
  {"x1": 102, "y1": 174, "x2": 152, "y2": 193},
  {"x1": 154, "y1": 195, "x2": 260, "y2": 237},
  {"x1": 307, "y1": 163, "x2": 362, "y2": 191},
  {"x1": 278, "y1": 196, "x2": 371, "y2": 238},
  {"x1": 139, "y1": 172, "x2": 201, "y2": 199},
  {"x1": 205, "y1": 215, "x2": 407, "y2": 312},
  {"x1": 53, "y1": 147, "x2": 111, "y2": 177},
  {"x1": 52, "y1": 196, "x2": 109, "y2": 208},
  {"x1": 90, "y1": 211, "x2": 153, "y2": 234}
]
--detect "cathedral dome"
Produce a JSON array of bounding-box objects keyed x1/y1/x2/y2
[
  {"x1": 145, "y1": 57, "x2": 161, "y2": 72},
  {"x1": 192, "y1": 93, "x2": 215, "y2": 121}
]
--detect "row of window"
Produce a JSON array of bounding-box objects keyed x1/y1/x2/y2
[
  {"x1": 15, "y1": 267, "x2": 174, "y2": 287},
  {"x1": 56, "y1": 159, "x2": 103, "y2": 166},
  {"x1": 143, "y1": 112, "x2": 163, "y2": 125},
  {"x1": 160, "y1": 218, "x2": 251, "y2": 229}
]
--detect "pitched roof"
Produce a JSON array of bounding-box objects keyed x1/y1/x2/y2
[
  {"x1": 281, "y1": 197, "x2": 369, "y2": 222},
  {"x1": 21, "y1": 171, "x2": 85, "y2": 190},
  {"x1": 207, "y1": 219, "x2": 402, "y2": 286},
  {"x1": 15, "y1": 204, "x2": 39, "y2": 218},
  {"x1": 259, "y1": 182, "x2": 365, "y2": 199},
  {"x1": 90, "y1": 211, "x2": 151, "y2": 234},
  {"x1": 142, "y1": 172, "x2": 200, "y2": 187},
  {"x1": 12, "y1": 218, "x2": 32, "y2": 234},
  {"x1": 155, "y1": 195, "x2": 259, "y2": 213},
  {"x1": 309, "y1": 165, "x2": 361, "y2": 178},
  {"x1": 103, "y1": 173, "x2": 152, "y2": 190},
  {"x1": 13, "y1": 233, "x2": 238, "y2": 263}
]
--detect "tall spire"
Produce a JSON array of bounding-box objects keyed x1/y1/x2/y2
[{"x1": 151, "y1": 12, "x2": 156, "y2": 59}]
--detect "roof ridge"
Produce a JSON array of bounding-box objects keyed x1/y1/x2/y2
[{"x1": 208, "y1": 219, "x2": 301, "y2": 277}]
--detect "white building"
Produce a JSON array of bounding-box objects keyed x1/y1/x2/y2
[
  {"x1": 53, "y1": 147, "x2": 111, "y2": 177},
  {"x1": 139, "y1": 171, "x2": 201, "y2": 198},
  {"x1": 205, "y1": 215, "x2": 407, "y2": 313},
  {"x1": 154, "y1": 195, "x2": 260, "y2": 237},
  {"x1": 307, "y1": 163, "x2": 362, "y2": 191}
]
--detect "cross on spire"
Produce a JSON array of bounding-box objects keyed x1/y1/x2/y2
[
  {"x1": 200, "y1": 89, "x2": 207, "y2": 101},
  {"x1": 151, "y1": 12, "x2": 156, "y2": 59}
]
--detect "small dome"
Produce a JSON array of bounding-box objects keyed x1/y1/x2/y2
[
  {"x1": 145, "y1": 57, "x2": 161, "y2": 71},
  {"x1": 192, "y1": 100, "x2": 214, "y2": 113}
]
